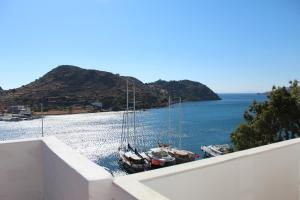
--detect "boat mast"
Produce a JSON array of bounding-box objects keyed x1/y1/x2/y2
[
  {"x1": 126, "y1": 80, "x2": 129, "y2": 146},
  {"x1": 121, "y1": 111, "x2": 125, "y2": 148},
  {"x1": 133, "y1": 83, "x2": 136, "y2": 148},
  {"x1": 179, "y1": 97, "x2": 182, "y2": 149},
  {"x1": 168, "y1": 96, "x2": 171, "y2": 146}
]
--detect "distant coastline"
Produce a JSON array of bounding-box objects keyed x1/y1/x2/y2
[
  {"x1": 32, "y1": 99, "x2": 220, "y2": 116},
  {"x1": 32, "y1": 93, "x2": 265, "y2": 116},
  {"x1": 33, "y1": 108, "x2": 95, "y2": 116}
]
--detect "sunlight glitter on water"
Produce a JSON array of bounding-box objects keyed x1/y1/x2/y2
[
  {"x1": 0, "y1": 111, "x2": 128, "y2": 175},
  {"x1": 0, "y1": 94, "x2": 267, "y2": 176}
]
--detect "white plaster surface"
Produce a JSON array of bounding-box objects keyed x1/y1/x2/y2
[
  {"x1": 43, "y1": 137, "x2": 113, "y2": 200},
  {"x1": 0, "y1": 139, "x2": 44, "y2": 200},
  {"x1": 0, "y1": 137, "x2": 114, "y2": 200},
  {"x1": 2, "y1": 136, "x2": 300, "y2": 200},
  {"x1": 115, "y1": 138, "x2": 300, "y2": 200}
]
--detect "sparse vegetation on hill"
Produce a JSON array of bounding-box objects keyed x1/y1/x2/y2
[
  {"x1": 0, "y1": 65, "x2": 220, "y2": 113},
  {"x1": 148, "y1": 80, "x2": 220, "y2": 102}
]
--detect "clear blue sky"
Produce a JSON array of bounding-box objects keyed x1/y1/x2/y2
[{"x1": 0, "y1": 0, "x2": 299, "y2": 92}]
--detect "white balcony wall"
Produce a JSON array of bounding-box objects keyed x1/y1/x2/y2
[
  {"x1": 0, "y1": 137, "x2": 113, "y2": 200},
  {"x1": 0, "y1": 139, "x2": 43, "y2": 200},
  {"x1": 42, "y1": 137, "x2": 113, "y2": 200},
  {"x1": 140, "y1": 140, "x2": 300, "y2": 200},
  {"x1": 2, "y1": 136, "x2": 300, "y2": 200}
]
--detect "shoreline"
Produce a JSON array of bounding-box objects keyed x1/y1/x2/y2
[
  {"x1": 2, "y1": 98, "x2": 224, "y2": 117},
  {"x1": 32, "y1": 100, "x2": 218, "y2": 116},
  {"x1": 33, "y1": 109, "x2": 102, "y2": 116}
]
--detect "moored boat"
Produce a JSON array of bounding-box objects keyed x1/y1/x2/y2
[
  {"x1": 118, "y1": 80, "x2": 149, "y2": 173},
  {"x1": 118, "y1": 144, "x2": 150, "y2": 173},
  {"x1": 201, "y1": 144, "x2": 232, "y2": 158},
  {"x1": 164, "y1": 146, "x2": 195, "y2": 164},
  {"x1": 146, "y1": 147, "x2": 176, "y2": 168},
  {"x1": 0, "y1": 114, "x2": 22, "y2": 122},
  {"x1": 157, "y1": 97, "x2": 196, "y2": 164}
]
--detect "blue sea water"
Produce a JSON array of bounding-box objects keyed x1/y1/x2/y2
[{"x1": 0, "y1": 93, "x2": 266, "y2": 176}]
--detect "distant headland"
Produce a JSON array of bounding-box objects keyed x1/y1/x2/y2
[{"x1": 0, "y1": 65, "x2": 221, "y2": 115}]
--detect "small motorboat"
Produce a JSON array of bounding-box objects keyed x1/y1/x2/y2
[
  {"x1": 158, "y1": 142, "x2": 195, "y2": 164},
  {"x1": 146, "y1": 147, "x2": 176, "y2": 169},
  {"x1": 201, "y1": 144, "x2": 232, "y2": 158},
  {"x1": 156, "y1": 97, "x2": 196, "y2": 164},
  {"x1": 165, "y1": 148, "x2": 195, "y2": 164}
]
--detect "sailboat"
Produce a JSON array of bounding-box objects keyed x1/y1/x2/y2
[
  {"x1": 145, "y1": 96, "x2": 177, "y2": 169},
  {"x1": 118, "y1": 80, "x2": 150, "y2": 173},
  {"x1": 158, "y1": 97, "x2": 195, "y2": 164}
]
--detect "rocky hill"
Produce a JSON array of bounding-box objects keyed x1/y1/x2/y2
[
  {"x1": 0, "y1": 65, "x2": 220, "y2": 112},
  {"x1": 148, "y1": 80, "x2": 220, "y2": 102}
]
